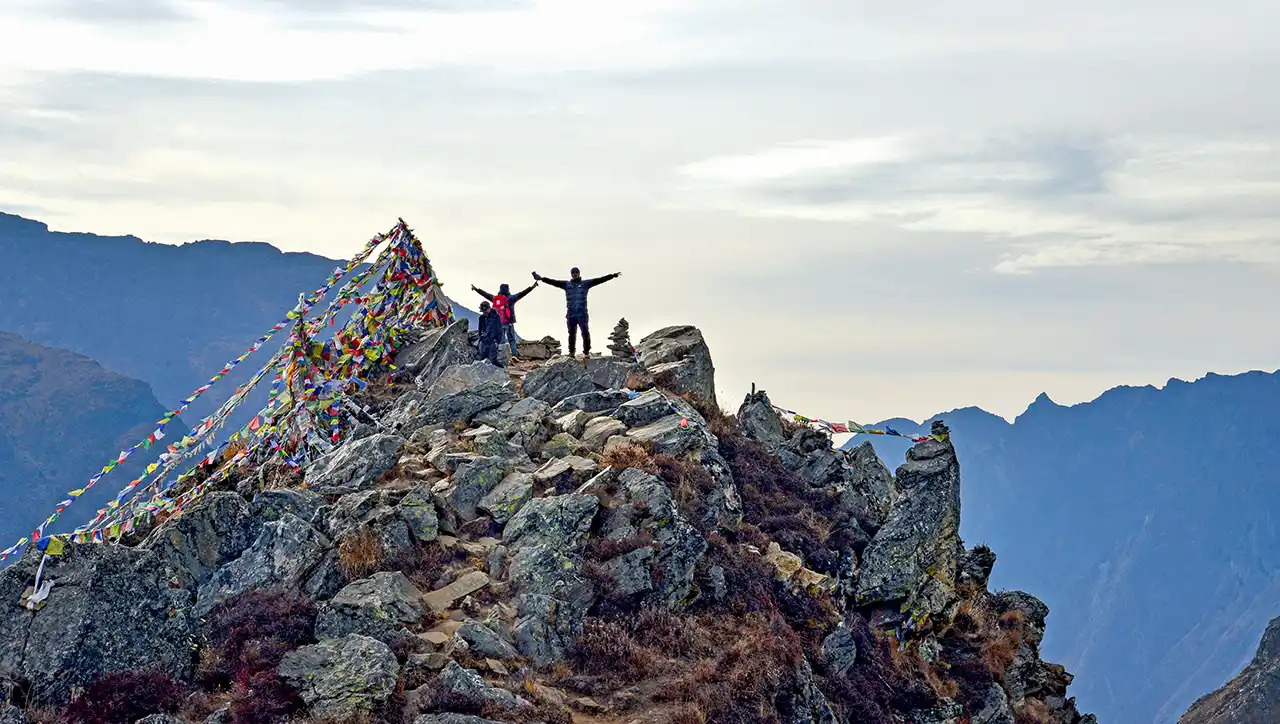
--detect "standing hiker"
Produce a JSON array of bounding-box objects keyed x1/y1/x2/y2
[
  {"x1": 476, "y1": 301, "x2": 504, "y2": 367},
  {"x1": 471, "y1": 281, "x2": 537, "y2": 362},
  {"x1": 532, "y1": 268, "x2": 620, "y2": 358}
]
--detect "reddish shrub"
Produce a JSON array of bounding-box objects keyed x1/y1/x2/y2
[
  {"x1": 64, "y1": 669, "x2": 184, "y2": 724},
  {"x1": 569, "y1": 619, "x2": 655, "y2": 685},
  {"x1": 199, "y1": 588, "x2": 317, "y2": 690},
  {"x1": 228, "y1": 670, "x2": 304, "y2": 724}
]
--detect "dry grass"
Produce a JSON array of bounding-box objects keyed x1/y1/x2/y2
[
  {"x1": 599, "y1": 441, "x2": 656, "y2": 472},
  {"x1": 1015, "y1": 699, "x2": 1056, "y2": 724},
  {"x1": 661, "y1": 703, "x2": 707, "y2": 724},
  {"x1": 337, "y1": 525, "x2": 387, "y2": 579}
]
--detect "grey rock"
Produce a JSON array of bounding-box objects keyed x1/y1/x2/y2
[
  {"x1": 0, "y1": 706, "x2": 22, "y2": 724},
  {"x1": 626, "y1": 414, "x2": 702, "y2": 457},
  {"x1": 992, "y1": 590, "x2": 1050, "y2": 647},
  {"x1": 585, "y1": 358, "x2": 646, "y2": 391},
  {"x1": 907, "y1": 701, "x2": 964, "y2": 724},
  {"x1": 302, "y1": 549, "x2": 346, "y2": 602},
  {"x1": 278, "y1": 634, "x2": 399, "y2": 719},
  {"x1": 554, "y1": 410, "x2": 592, "y2": 438},
  {"x1": 973, "y1": 684, "x2": 1014, "y2": 724},
  {"x1": 398, "y1": 485, "x2": 440, "y2": 544},
  {"x1": 201, "y1": 707, "x2": 231, "y2": 724},
  {"x1": 636, "y1": 325, "x2": 717, "y2": 406},
  {"x1": 395, "y1": 320, "x2": 477, "y2": 389},
  {"x1": 434, "y1": 661, "x2": 530, "y2": 713},
  {"x1": 478, "y1": 472, "x2": 534, "y2": 525},
  {"x1": 0, "y1": 545, "x2": 194, "y2": 705},
  {"x1": 551, "y1": 390, "x2": 632, "y2": 416},
  {"x1": 305, "y1": 433, "x2": 405, "y2": 496},
  {"x1": 581, "y1": 416, "x2": 628, "y2": 450},
  {"x1": 521, "y1": 356, "x2": 595, "y2": 405},
  {"x1": 708, "y1": 565, "x2": 727, "y2": 602},
  {"x1": 611, "y1": 468, "x2": 707, "y2": 609},
  {"x1": 316, "y1": 572, "x2": 423, "y2": 645},
  {"x1": 195, "y1": 513, "x2": 331, "y2": 616},
  {"x1": 142, "y1": 491, "x2": 255, "y2": 591},
  {"x1": 503, "y1": 494, "x2": 599, "y2": 553},
  {"x1": 325, "y1": 490, "x2": 390, "y2": 539},
  {"x1": 532, "y1": 455, "x2": 599, "y2": 493},
  {"x1": 512, "y1": 593, "x2": 589, "y2": 668},
  {"x1": 600, "y1": 546, "x2": 655, "y2": 598},
  {"x1": 253, "y1": 487, "x2": 326, "y2": 526},
  {"x1": 822, "y1": 625, "x2": 858, "y2": 676},
  {"x1": 420, "y1": 363, "x2": 518, "y2": 426},
  {"x1": 415, "y1": 715, "x2": 505, "y2": 724},
  {"x1": 841, "y1": 441, "x2": 898, "y2": 529},
  {"x1": 457, "y1": 620, "x2": 520, "y2": 660},
  {"x1": 542, "y1": 432, "x2": 585, "y2": 459},
  {"x1": 387, "y1": 392, "x2": 438, "y2": 439},
  {"x1": 959, "y1": 545, "x2": 998, "y2": 591},
  {"x1": 855, "y1": 436, "x2": 962, "y2": 618},
  {"x1": 614, "y1": 389, "x2": 675, "y2": 429},
  {"x1": 737, "y1": 390, "x2": 787, "y2": 450},
  {"x1": 475, "y1": 397, "x2": 553, "y2": 453},
  {"x1": 440, "y1": 455, "x2": 512, "y2": 520},
  {"x1": 783, "y1": 657, "x2": 839, "y2": 724},
  {"x1": 134, "y1": 716, "x2": 183, "y2": 724}
]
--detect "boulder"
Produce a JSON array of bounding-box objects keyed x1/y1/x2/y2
[
  {"x1": 195, "y1": 513, "x2": 332, "y2": 616},
  {"x1": 393, "y1": 320, "x2": 477, "y2": 389},
  {"x1": 503, "y1": 494, "x2": 599, "y2": 553},
  {"x1": 541, "y1": 433, "x2": 585, "y2": 459},
  {"x1": 782, "y1": 657, "x2": 839, "y2": 724},
  {"x1": 822, "y1": 625, "x2": 858, "y2": 676},
  {"x1": 614, "y1": 389, "x2": 675, "y2": 429},
  {"x1": 551, "y1": 390, "x2": 632, "y2": 416},
  {"x1": 252, "y1": 488, "x2": 326, "y2": 526},
  {"x1": 419, "y1": 363, "x2": 518, "y2": 426},
  {"x1": 302, "y1": 550, "x2": 347, "y2": 602},
  {"x1": 278, "y1": 634, "x2": 399, "y2": 719},
  {"x1": 304, "y1": 433, "x2": 406, "y2": 496},
  {"x1": 991, "y1": 591, "x2": 1050, "y2": 647},
  {"x1": 627, "y1": 414, "x2": 701, "y2": 457},
  {"x1": 841, "y1": 441, "x2": 898, "y2": 529},
  {"x1": 316, "y1": 572, "x2": 423, "y2": 645},
  {"x1": 142, "y1": 491, "x2": 255, "y2": 591},
  {"x1": 432, "y1": 661, "x2": 530, "y2": 714},
  {"x1": 737, "y1": 390, "x2": 787, "y2": 450},
  {"x1": 520, "y1": 357, "x2": 595, "y2": 405},
  {"x1": 601, "y1": 469, "x2": 707, "y2": 609},
  {"x1": 959, "y1": 545, "x2": 998, "y2": 591},
  {"x1": 600, "y1": 547, "x2": 655, "y2": 599},
  {"x1": 397, "y1": 485, "x2": 440, "y2": 544},
  {"x1": 532, "y1": 455, "x2": 599, "y2": 493},
  {"x1": 438, "y1": 455, "x2": 511, "y2": 521},
  {"x1": 581, "y1": 417, "x2": 628, "y2": 450},
  {"x1": 474, "y1": 397, "x2": 553, "y2": 453},
  {"x1": 635, "y1": 325, "x2": 717, "y2": 406},
  {"x1": 456, "y1": 620, "x2": 520, "y2": 660},
  {"x1": 478, "y1": 473, "x2": 534, "y2": 525},
  {"x1": 0, "y1": 545, "x2": 194, "y2": 705},
  {"x1": 585, "y1": 358, "x2": 646, "y2": 391},
  {"x1": 973, "y1": 684, "x2": 1015, "y2": 724},
  {"x1": 855, "y1": 429, "x2": 962, "y2": 618},
  {"x1": 422, "y1": 570, "x2": 490, "y2": 613},
  {"x1": 554, "y1": 410, "x2": 592, "y2": 438}
]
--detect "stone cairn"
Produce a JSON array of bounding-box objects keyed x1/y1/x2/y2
[{"x1": 608, "y1": 318, "x2": 634, "y2": 357}]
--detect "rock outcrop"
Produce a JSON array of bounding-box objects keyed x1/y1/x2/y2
[
  {"x1": 1181, "y1": 616, "x2": 1280, "y2": 724},
  {"x1": 635, "y1": 325, "x2": 717, "y2": 405},
  {"x1": 278, "y1": 634, "x2": 400, "y2": 718}
]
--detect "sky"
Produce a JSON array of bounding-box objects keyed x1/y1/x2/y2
[{"x1": 0, "y1": 0, "x2": 1278, "y2": 423}]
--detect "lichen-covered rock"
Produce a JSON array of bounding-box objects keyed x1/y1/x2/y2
[
  {"x1": 433, "y1": 661, "x2": 531, "y2": 714},
  {"x1": 316, "y1": 572, "x2": 423, "y2": 645},
  {"x1": 626, "y1": 414, "x2": 702, "y2": 457},
  {"x1": 580, "y1": 416, "x2": 628, "y2": 450},
  {"x1": 195, "y1": 513, "x2": 331, "y2": 616},
  {"x1": 397, "y1": 485, "x2": 440, "y2": 544},
  {"x1": 532, "y1": 455, "x2": 599, "y2": 493},
  {"x1": 822, "y1": 625, "x2": 858, "y2": 676},
  {"x1": 855, "y1": 431, "x2": 962, "y2": 618},
  {"x1": 614, "y1": 389, "x2": 674, "y2": 429},
  {"x1": 438, "y1": 455, "x2": 512, "y2": 520},
  {"x1": 478, "y1": 473, "x2": 534, "y2": 525},
  {"x1": 554, "y1": 410, "x2": 592, "y2": 438},
  {"x1": 457, "y1": 620, "x2": 520, "y2": 660},
  {"x1": 737, "y1": 390, "x2": 787, "y2": 450},
  {"x1": 635, "y1": 325, "x2": 717, "y2": 406},
  {"x1": 841, "y1": 441, "x2": 898, "y2": 529},
  {"x1": 252, "y1": 488, "x2": 326, "y2": 526},
  {"x1": 504, "y1": 494, "x2": 599, "y2": 553},
  {"x1": 304, "y1": 433, "x2": 405, "y2": 496},
  {"x1": 782, "y1": 657, "x2": 840, "y2": 724},
  {"x1": 394, "y1": 320, "x2": 477, "y2": 389},
  {"x1": 142, "y1": 491, "x2": 255, "y2": 591},
  {"x1": 520, "y1": 356, "x2": 595, "y2": 405},
  {"x1": 600, "y1": 546, "x2": 655, "y2": 598},
  {"x1": 585, "y1": 357, "x2": 645, "y2": 390},
  {"x1": 959, "y1": 545, "x2": 998, "y2": 591},
  {"x1": 475, "y1": 397, "x2": 553, "y2": 453},
  {"x1": 551, "y1": 390, "x2": 631, "y2": 416},
  {"x1": 0, "y1": 545, "x2": 194, "y2": 705},
  {"x1": 973, "y1": 684, "x2": 1015, "y2": 724},
  {"x1": 419, "y1": 363, "x2": 518, "y2": 426},
  {"x1": 541, "y1": 432, "x2": 585, "y2": 459},
  {"x1": 278, "y1": 634, "x2": 399, "y2": 719}
]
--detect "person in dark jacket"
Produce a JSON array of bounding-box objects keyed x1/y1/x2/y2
[
  {"x1": 532, "y1": 267, "x2": 620, "y2": 358},
  {"x1": 471, "y1": 281, "x2": 537, "y2": 361},
  {"x1": 476, "y1": 301, "x2": 504, "y2": 367}
]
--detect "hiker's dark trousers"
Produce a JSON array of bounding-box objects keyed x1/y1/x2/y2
[
  {"x1": 567, "y1": 315, "x2": 590, "y2": 357},
  {"x1": 479, "y1": 341, "x2": 503, "y2": 367}
]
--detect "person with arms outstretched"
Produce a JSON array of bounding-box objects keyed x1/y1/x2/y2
[
  {"x1": 471, "y1": 281, "x2": 537, "y2": 361},
  {"x1": 532, "y1": 267, "x2": 620, "y2": 358}
]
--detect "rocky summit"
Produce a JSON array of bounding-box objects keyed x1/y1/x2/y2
[
  {"x1": 0, "y1": 322, "x2": 1095, "y2": 724},
  {"x1": 1180, "y1": 616, "x2": 1280, "y2": 724}
]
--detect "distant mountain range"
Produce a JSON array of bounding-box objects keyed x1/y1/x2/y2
[
  {"x1": 0, "y1": 332, "x2": 185, "y2": 551},
  {"x1": 0, "y1": 212, "x2": 475, "y2": 549},
  {"x1": 844, "y1": 369, "x2": 1280, "y2": 724}
]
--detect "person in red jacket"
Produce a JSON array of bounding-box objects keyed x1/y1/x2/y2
[{"x1": 471, "y1": 281, "x2": 537, "y2": 361}]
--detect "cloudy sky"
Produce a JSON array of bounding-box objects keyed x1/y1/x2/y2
[{"x1": 1, "y1": 0, "x2": 1277, "y2": 423}]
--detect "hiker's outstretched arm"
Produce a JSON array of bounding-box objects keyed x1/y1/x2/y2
[
  {"x1": 472, "y1": 286, "x2": 494, "y2": 301},
  {"x1": 586, "y1": 272, "x2": 621, "y2": 288},
  {"x1": 513, "y1": 283, "x2": 538, "y2": 302},
  {"x1": 535, "y1": 273, "x2": 568, "y2": 289}
]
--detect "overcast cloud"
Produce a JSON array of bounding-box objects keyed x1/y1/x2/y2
[{"x1": 0, "y1": 0, "x2": 1276, "y2": 424}]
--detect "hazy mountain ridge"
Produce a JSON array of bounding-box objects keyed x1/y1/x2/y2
[
  {"x1": 844, "y1": 368, "x2": 1280, "y2": 723},
  {"x1": 0, "y1": 331, "x2": 187, "y2": 552}
]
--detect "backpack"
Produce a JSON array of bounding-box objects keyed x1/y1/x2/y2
[{"x1": 492, "y1": 294, "x2": 513, "y2": 324}]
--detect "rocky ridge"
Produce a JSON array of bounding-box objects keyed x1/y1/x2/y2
[
  {"x1": 1180, "y1": 616, "x2": 1280, "y2": 724},
  {"x1": 0, "y1": 322, "x2": 1095, "y2": 724}
]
